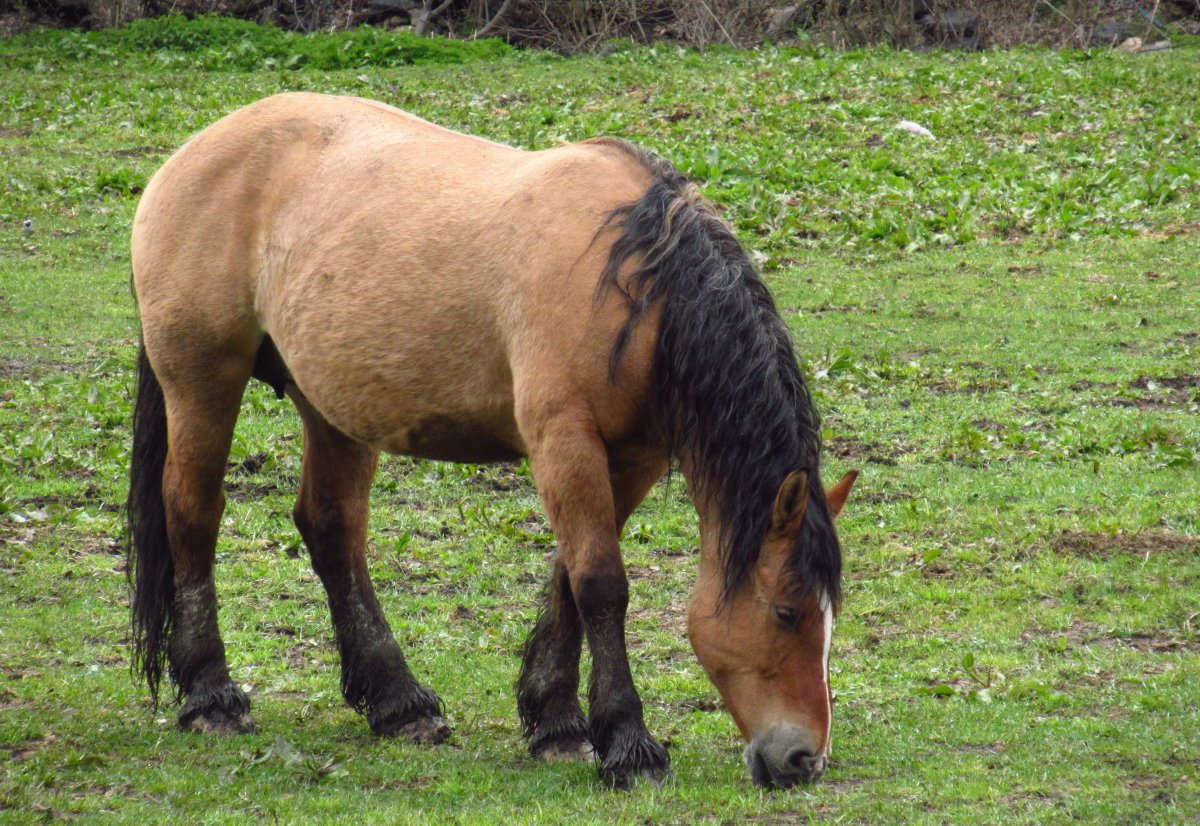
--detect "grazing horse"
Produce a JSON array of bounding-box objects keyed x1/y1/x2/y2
[{"x1": 127, "y1": 92, "x2": 856, "y2": 789}]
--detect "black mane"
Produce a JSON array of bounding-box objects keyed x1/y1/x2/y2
[{"x1": 596, "y1": 141, "x2": 842, "y2": 609}]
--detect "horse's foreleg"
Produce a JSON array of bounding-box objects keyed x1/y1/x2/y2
[
  {"x1": 517, "y1": 555, "x2": 590, "y2": 761},
  {"x1": 517, "y1": 455, "x2": 667, "y2": 763},
  {"x1": 162, "y1": 384, "x2": 253, "y2": 734},
  {"x1": 291, "y1": 395, "x2": 448, "y2": 743},
  {"x1": 527, "y1": 424, "x2": 669, "y2": 788}
]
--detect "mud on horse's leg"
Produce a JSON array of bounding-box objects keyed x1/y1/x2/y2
[
  {"x1": 162, "y1": 384, "x2": 253, "y2": 734},
  {"x1": 291, "y1": 395, "x2": 448, "y2": 743},
  {"x1": 525, "y1": 425, "x2": 669, "y2": 787},
  {"x1": 517, "y1": 556, "x2": 591, "y2": 762}
]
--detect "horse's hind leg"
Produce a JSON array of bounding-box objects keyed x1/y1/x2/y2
[
  {"x1": 290, "y1": 394, "x2": 448, "y2": 743},
  {"x1": 517, "y1": 456, "x2": 665, "y2": 764},
  {"x1": 160, "y1": 372, "x2": 254, "y2": 733}
]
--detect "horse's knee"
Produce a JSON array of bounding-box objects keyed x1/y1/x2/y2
[
  {"x1": 570, "y1": 565, "x2": 629, "y2": 619},
  {"x1": 293, "y1": 496, "x2": 362, "y2": 579}
]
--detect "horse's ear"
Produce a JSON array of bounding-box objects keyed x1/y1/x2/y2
[
  {"x1": 771, "y1": 470, "x2": 809, "y2": 536},
  {"x1": 826, "y1": 470, "x2": 858, "y2": 519}
]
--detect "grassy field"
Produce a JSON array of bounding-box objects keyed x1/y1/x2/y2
[{"x1": 1, "y1": 18, "x2": 1198, "y2": 824}]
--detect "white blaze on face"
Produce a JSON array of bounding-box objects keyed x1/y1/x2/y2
[{"x1": 819, "y1": 590, "x2": 833, "y2": 753}]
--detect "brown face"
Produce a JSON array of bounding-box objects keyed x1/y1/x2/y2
[{"x1": 687, "y1": 470, "x2": 856, "y2": 788}]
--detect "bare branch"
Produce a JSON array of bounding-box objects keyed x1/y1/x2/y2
[
  {"x1": 695, "y1": 0, "x2": 736, "y2": 45},
  {"x1": 474, "y1": 0, "x2": 515, "y2": 39},
  {"x1": 414, "y1": 0, "x2": 455, "y2": 36}
]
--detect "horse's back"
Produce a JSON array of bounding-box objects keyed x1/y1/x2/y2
[{"x1": 132, "y1": 93, "x2": 657, "y2": 460}]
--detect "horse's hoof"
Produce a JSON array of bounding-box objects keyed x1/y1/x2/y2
[
  {"x1": 397, "y1": 714, "x2": 451, "y2": 745},
  {"x1": 597, "y1": 731, "x2": 670, "y2": 790},
  {"x1": 368, "y1": 686, "x2": 449, "y2": 743},
  {"x1": 178, "y1": 684, "x2": 254, "y2": 735},
  {"x1": 601, "y1": 762, "x2": 670, "y2": 790},
  {"x1": 535, "y1": 738, "x2": 595, "y2": 763},
  {"x1": 183, "y1": 709, "x2": 256, "y2": 735}
]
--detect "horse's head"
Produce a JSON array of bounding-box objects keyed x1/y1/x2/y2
[{"x1": 688, "y1": 469, "x2": 856, "y2": 788}]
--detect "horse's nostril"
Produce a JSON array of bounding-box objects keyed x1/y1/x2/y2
[{"x1": 784, "y1": 747, "x2": 815, "y2": 772}]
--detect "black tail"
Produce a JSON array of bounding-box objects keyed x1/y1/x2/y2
[{"x1": 126, "y1": 343, "x2": 173, "y2": 706}]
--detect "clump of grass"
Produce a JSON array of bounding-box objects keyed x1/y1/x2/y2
[{"x1": 0, "y1": 14, "x2": 513, "y2": 72}]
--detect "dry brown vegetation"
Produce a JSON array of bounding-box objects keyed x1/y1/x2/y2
[{"x1": 7, "y1": 0, "x2": 1199, "y2": 51}]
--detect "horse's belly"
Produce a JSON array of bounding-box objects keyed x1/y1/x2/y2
[
  {"x1": 384, "y1": 411, "x2": 525, "y2": 463},
  {"x1": 288, "y1": 358, "x2": 526, "y2": 464}
]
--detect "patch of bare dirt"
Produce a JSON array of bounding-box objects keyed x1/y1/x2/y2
[
  {"x1": 1111, "y1": 374, "x2": 1200, "y2": 409},
  {"x1": 1050, "y1": 529, "x2": 1198, "y2": 559},
  {"x1": 1007, "y1": 264, "x2": 1046, "y2": 276},
  {"x1": 1124, "y1": 632, "x2": 1200, "y2": 653},
  {"x1": 0, "y1": 731, "x2": 58, "y2": 762},
  {"x1": 285, "y1": 638, "x2": 329, "y2": 671},
  {"x1": 664, "y1": 696, "x2": 722, "y2": 716},
  {"x1": 107, "y1": 146, "x2": 166, "y2": 158},
  {"x1": 1029, "y1": 620, "x2": 1200, "y2": 654},
  {"x1": 926, "y1": 374, "x2": 1014, "y2": 395},
  {"x1": 954, "y1": 742, "x2": 1006, "y2": 755},
  {"x1": 224, "y1": 479, "x2": 280, "y2": 502},
  {"x1": 0, "y1": 357, "x2": 33, "y2": 378},
  {"x1": 856, "y1": 491, "x2": 911, "y2": 506},
  {"x1": 1070, "y1": 379, "x2": 1117, "y2": 391},
  {"x1": 464, "y1": 462, "x2": 530, "y2": 493},
  {"x1": 827, "y1": 437, "x2": 913, "y2": 466}
]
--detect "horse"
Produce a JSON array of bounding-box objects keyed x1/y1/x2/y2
[{"x1": 126, "y1": 92, "x2": 857, "y2": 789}]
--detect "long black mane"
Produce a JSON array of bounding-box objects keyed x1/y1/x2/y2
[{"x1": 596, "y1": 140, "x2": 842, "y2": 609}]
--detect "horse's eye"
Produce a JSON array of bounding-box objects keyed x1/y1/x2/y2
[{"x1": 773, "y1": 605, "x2": 798, "y2": 628}]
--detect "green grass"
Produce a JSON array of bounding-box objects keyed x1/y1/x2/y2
[{"x1": 1, "y1": 17, "x2": 1198, "y2": 824}]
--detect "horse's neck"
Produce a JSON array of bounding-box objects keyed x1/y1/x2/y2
[{"x1": 679, "y1": 454, "x2": 723, "y2": 576}]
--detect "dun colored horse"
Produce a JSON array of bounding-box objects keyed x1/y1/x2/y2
[{"x1": 127, "y1": 92, "x2": 856, "y2": 789}]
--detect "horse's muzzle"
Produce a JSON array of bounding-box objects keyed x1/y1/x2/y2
[{"x1": 744, "y1": 725, "x2": 828, "y2": 788}]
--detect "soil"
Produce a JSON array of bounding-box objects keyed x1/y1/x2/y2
[
  {"x1": 827, "y1": 436, "x2": 913, "y2": 466},
  {"x1": 1041, "y1": 618, "x2": 1200, "y2": 654},
  {"x1": 1050, "y1": 529, "x2": 1198, "y2": 559}
]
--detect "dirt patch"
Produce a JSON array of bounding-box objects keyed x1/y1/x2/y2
[
  {"x1": 1070, "y1": 379, "x2": 1118, "y2": 391},
  {"x1": 1124, "y1": 632, "x2": 1200, "y2": 653},
  {"x1": 928, "y1": 377, "x2": 1013, "y2": 395},
  {"x1": 0, "y1": 126, "x2": 32, "y2": 139},
  {"x1": 856, "y1": 491, "x2": 911, "y2": 506},
  {"x1": 464, "y1": 463, "x2": 530, "y2": 493},
  {"x1": 820, "y1": 777, "x2": 868, "y2": 794},
  {"x1": 1050, "y1": 529, "x2": 1198, "y2": 559},
  {"x1": 664, "y1": 696, "x2": 720, "y2": 716},
  {"x1": 828, "y1": 437, "x2": 913, "y2": 466},
  {"x1": 0, "y1": 357, "x2": 77, "y2": 377},
  {"x1": 788, "y1": 302, "x2": 870, "y2": 317},
  {"x1": 999, "y1": 789, "x2": 1055, "y2": 806},
  {"x1": 224, "y1": 479, "x2": 280, "y2": 502},
  {"x1": 0, "y1": 357, "x2": 34, "y2": 378},
  {"x1": 954, "y1": 742, "x2": 1006, "y2": 755},
  {"x1": 13, "y1": 487, "x2": 115, "y2": 513},
  {"x1": 229, "y1": 452, "x2": 269, "y2": 475},
  {"x1": 1, "y1": 732, "x2": 59, "y2": 763},
  {"x1": 1007, "y1": 264, "x2": 1046, "y2": 276},
  {"x1": 1135, "y1": 374, "x2": 1200, "y2": 391},
  {"x1": 107, "y1": 146, "x2": 166, "y2": 158},
  {"x1": 1111, "y1": 374, "x2": 1200, "y2": 409},
  {"x1": 1030, "y1": 620, "x2": 1200, "y2": 654},
  {"x1": 285, "y1": 638, "x2": 329, "y2": 671}
]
